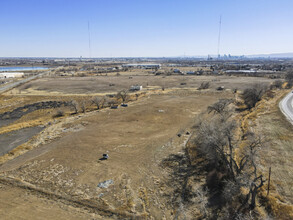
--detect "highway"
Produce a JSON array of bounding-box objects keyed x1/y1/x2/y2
[
  {"x1": 0, "y1": 70, "x2": 51, "y2": 94},
  {"x1": 279, "y1": 90, "x2": 293, "y2": 125}
]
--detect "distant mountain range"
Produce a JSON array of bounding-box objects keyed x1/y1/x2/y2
[{"x1": 245, "y1": 53, "x2": 293, "y2": 58}]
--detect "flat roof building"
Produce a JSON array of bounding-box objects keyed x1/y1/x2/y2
[{"x1": 0, "y1": 72, "x2": 24, "y2": 78}]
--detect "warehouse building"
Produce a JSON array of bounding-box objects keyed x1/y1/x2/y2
[{"x1": 0, "y1": 72, "x2": 24, "y2": 78}]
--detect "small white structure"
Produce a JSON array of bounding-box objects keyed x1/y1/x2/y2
[
  {"x1": 0, "y1": 72, "x2": 24, "y2": 78},
  {"x1": 130, "y1": 85, "x2": 143, "y2": 91}
]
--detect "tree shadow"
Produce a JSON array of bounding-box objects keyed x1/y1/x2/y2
[
  {"x1": 160, "y1": 148, "x2": 207, "y2": 208},
  {"x1": 235, "y1": 107, "x2": 249, "y2": 112},
  {"x1": 161, "y1": 147, "x2": 228, "y2": 218}
]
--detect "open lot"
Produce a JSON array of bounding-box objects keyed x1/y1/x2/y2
[
  {"x1": 0, "y1": 68, "x2": 291, "y2": 218},
  {"x1": 0, "y1": 91, "x2": 232, "y2": 218},
  {"x1": 13, "y1": 75, "x2": 275, "y2": 95}
]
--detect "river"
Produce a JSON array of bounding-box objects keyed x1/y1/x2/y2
[{"x1": 0, "y1": 66, "x2": 49, "y2": 72}]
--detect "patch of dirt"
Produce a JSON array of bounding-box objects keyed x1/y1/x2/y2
[{"x1": 0, "y1": 126, "x2": 44, "y2": 156}]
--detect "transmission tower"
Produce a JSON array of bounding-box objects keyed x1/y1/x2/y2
[
  {"x1": 88, "y1": 21, "x2": 91, "y2": 58},
  {"x1": 217, "y1": 16, "x2": 222, "y2": 59}
]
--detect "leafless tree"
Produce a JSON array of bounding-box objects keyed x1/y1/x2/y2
[
  {"x1": 207, "y1": 99, "x2": 233, "y2": 116},
  {"x1": 195, "y1": 187, "x2": 210, "y2": 218},
  {"x1": 108, "y1": 99, "x2": 118, "y2": 107},
  {"x1": 270, "y1": 80, "x2": 283, "y2": 89},
  {"x1": 69, "y1": 100, "x2": 78, "y2": 114},
  {"x1": 80, "y1": 100, "x2": 87, "y2": 113},
  {"x1": 116, "y1": 90, "x2": 128, "y2": 103},
  {"x1": 194, "y1": 116, "x2": 239, "y2": 180},
  {"x1": 242, "y1": 84, "x2": 267, "y2": 109},
  {"x1": 198, "y1": 82, "x2": 210, "y2": 90},
  {"x1": 193, "y1": 102, "x2": 266, "y2": 211},
  {"x1": 242, "y1": 135, "x2": 265, "y2": 209},
  {"x1": 92, "y1": 96, "x2": 105, "y2": 110},
  {"x1": 285, "y1": 70, "x2": 293, "y2": 88}
]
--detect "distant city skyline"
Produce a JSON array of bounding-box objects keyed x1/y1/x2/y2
[{"x1": 1, "y1": 0, "x2": 293, "y2": 57}]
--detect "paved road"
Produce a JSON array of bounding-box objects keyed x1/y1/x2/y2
[
  {"x1": 279, "y1": 90, "x2": 293, "y2": 125},
  {"x1": 0, "y1": 70, "x2": 51, "y2": 93}
]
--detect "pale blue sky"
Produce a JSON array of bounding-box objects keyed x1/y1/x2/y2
[{"x1": 1, "y1": 0, "x2": 293, "y2": 57}]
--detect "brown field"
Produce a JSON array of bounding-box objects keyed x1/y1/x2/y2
[
  {"x1": 0, "y1": 72, "x2": 290, "y2": 219},
  {"x1": 0, "y1": 91, "x2": 232, "y2": 218},
  {"x1": 0, "y1": 182, "x2": 104, "y2": 220},
  {"x1": 12, "y1": 75, "x2": 275, "y2": 95},
  {"x1": 237, "y1": 90, "x2": 293, "y2": 219},
  {"x1": 254, "y1": 92, "x2": 293, "y2": 203}
]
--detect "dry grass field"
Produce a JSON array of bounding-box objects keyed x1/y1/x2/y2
[
  {"x1": 0, "y1": 71, "x2": 291, "y2": 219},
  {"x1": 0, "y1": 91, "x2": 232, "y2": 219},
  {"x1": 240, "y1": 90, "x2": 293, "y2": 219},
  {"x1": 12, "y1": 75, "x2": 275, "y2": 95},
  {"x1": 0, "y1": 182, "x2": 105, "y2": 220}
]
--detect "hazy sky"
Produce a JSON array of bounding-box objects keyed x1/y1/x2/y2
[{"x1": 1, "y1": 0, "x2": 293, "y2": 57}]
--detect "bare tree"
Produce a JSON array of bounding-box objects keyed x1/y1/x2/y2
[
  {"x1": 108, "y1": 99, "x2": 118, "y2": 107},
  {"x1": 270, "y1": 80, "x2": 283, "y2": 89},
  {"x1": 198, "y1": 82, "x2": 210, "y2": 90},
  {"x1": 80, "y1": 100, "x2": 87, "y2": 113},
  {"x1": 92, "y1": 96, "x2": 105, "y2": 110},
  {"x1": 194, "y1": 116, "x2": 239, "y2": 180},
  {"x1": 285, "y1": 70, "x2": 293, "y2": 88},
  {"x1": 116, "y1": 90, "x2": 128, "y2": 103},
  {"x1": 242, "y1": 84, "x2": 267, "y2": 109},
  {"x1": 207, "y1": 99, "x2": 233, "y2": 116},
  {"x1": 195, "y1": 187, "x2": 209, "y2": 217},
  {"x1": 193, "y1": 102, "x2": 266, "y2": 211},
  {"x1": 242, "y1": 135, "x2": 265, "y2": 209},
  {"x1": 69, "y1": 100, "x2": 78, "y2": 114}
]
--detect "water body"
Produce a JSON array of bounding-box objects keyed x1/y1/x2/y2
[{"x1": 0, "y1": 66, "x2": 49, "y2": 72}]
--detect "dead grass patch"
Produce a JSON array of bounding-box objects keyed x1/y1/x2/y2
[{"x1": 241, "y1": 90, "x2": 293, "y2": 218}]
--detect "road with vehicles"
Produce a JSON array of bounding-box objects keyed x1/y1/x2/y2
[
  {"x1": 0, "y1": 70, "x2": 51, "y2": 93},
  {"x1": 279, "y1": 90, "x2": 293, "y2": 125}
]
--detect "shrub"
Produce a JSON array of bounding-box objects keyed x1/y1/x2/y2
[
  {"x1": 242, "y1": 84, "x2": 267, "y2": 109},
  {"x1": 54, "y1": 109, "x2": 64, "y2": 117},
  {"x1": 199, "y1": 82, "x2": 210, "y2": 90}
]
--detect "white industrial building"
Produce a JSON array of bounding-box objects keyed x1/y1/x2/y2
[{"x1": 0, "y1": 72, "x2": 24, "y2": 78}]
